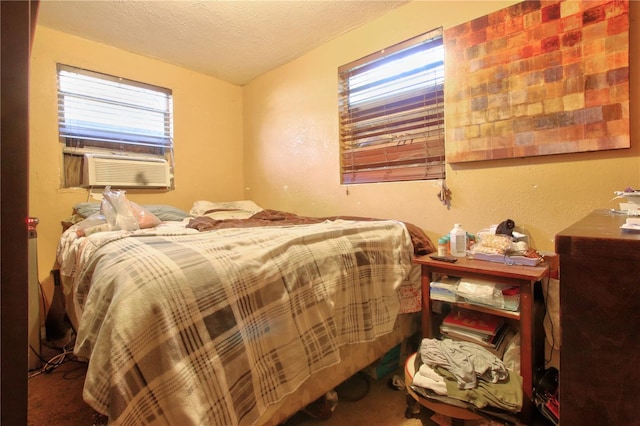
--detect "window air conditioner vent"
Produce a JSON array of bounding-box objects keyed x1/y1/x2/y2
[{"x1": 82, "y1": 154, "x2": 171, "y2": 188}]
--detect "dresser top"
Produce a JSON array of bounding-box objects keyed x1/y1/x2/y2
[
  {"x1": 556, "y1": 209, "x2": 640, "y2": 256},
  {"x1": 556, "y1": 209, "x2": 640, "y2": 240}
]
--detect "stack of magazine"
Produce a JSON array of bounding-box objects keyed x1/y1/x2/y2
[
  {"x1": 455, "y1": 277, "x2": 520, "y2": 312},
  {"x1": 430, "y1": 276, "x2": 461, "y2": 302},
  {"x1": 439, "y1": 310, "x2": 516, "y2": 358}
]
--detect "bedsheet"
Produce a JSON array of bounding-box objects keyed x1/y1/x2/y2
[{"x1": 66, "y1": 218, "x2": 416, "y2": 425}]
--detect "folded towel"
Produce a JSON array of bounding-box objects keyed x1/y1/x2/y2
[
  {"x1": 419, "y1": 363, "x2": 445, "y2": 383},
  {"x1": 412, "y1": 373, "x2": 447, "y2": 395}
]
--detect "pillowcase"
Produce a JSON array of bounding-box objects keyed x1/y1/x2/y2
[
  {"x1": 73, "y1": 202, "x2": 190, "y2": 221},
  {"x1": 143, "y1": 205, "x2": 190, "y2": 221},
  {"x1": 73, "y1": 202, "x2": 101, "y2": 219},
  {"x1": 202, "y1": 210, "x2": 256, "y2": 220},
  {"x1": 189, "y1": 200, "x2": 264, "y2": 217}
]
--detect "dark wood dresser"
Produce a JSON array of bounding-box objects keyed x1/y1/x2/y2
[{"x1": 555, "y1": 209, "x2": 640, "y2": 424}]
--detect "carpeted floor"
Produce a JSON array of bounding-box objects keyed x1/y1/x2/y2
[
  {"x1": 27, "y1": 344, "x2": 539, "y2": 426},
  {"x1": 27, "y1": 347, "x2": 435, "y2": 426},
  {"x1": 28, "y1": 345, "x2": 104, "y2": 426}
]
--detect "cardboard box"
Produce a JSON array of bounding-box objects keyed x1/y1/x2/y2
[{"x1": 362, "y1": 342, "x2": 402, "y2": 379}]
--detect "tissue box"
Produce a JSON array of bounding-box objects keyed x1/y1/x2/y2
[{"x1": 470, "y1": 252, "x2": 541, "y2": 266}]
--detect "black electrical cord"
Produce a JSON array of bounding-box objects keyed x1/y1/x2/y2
[{"x1": 28, "y1": 330, "x2": 79, "y2": 378}]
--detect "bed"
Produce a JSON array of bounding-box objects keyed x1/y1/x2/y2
[{"x1": 56, "y1": 199, "x2": 435, "y2": 425}]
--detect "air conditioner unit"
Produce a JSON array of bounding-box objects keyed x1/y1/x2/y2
[{"x1": 82, "y1": 154, "x2": 171, "y2": 188}]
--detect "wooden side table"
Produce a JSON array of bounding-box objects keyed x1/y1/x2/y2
[{"x1": 412, "y1": 255, "x2": 549, "y2": 422}]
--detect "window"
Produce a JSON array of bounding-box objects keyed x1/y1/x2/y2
[
  {"x1": 57, "y1": 64, "x2": 174, "y2": 187},
  {"x1": 338, "y1": 28, "x2": 445, "y2": 184}
]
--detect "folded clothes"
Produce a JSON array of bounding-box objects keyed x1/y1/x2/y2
[
  {"x1": 435, "y1": 365, "x2": 523, "y2": 412},
  {"x1": 420, "y1": 338, "x2": 508, "y2": 390},
  {"x1": 412, "y1": 363, "x2": 447, "y2": 395}
]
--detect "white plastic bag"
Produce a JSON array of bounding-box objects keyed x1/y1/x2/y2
[
  {"x1": 102, "y1": 187, "x2": 139, "y2": 231},
  {"x1": 101, "y1": 186, "x2": 160, "y2": 231},
  {"x1": 74, "y1": 187, "x2": 161, "y2": 236}
]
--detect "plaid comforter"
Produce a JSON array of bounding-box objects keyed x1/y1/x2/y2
[{"x1": 71, "y1": 219, "x2": 414, "y2": 425}]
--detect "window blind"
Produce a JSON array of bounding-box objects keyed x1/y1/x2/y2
[
  {"x1": 338, "y1": 28, "x2": 445, "y2": 184},
  {"x1": 57, "y1": 64, "x2": 173, "y2": 152}
]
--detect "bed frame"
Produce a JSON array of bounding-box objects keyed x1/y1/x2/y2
[{"x1": 56, "y1": 205, "x2": 434, "y2": 425}]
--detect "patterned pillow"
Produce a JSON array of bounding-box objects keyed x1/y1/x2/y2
[
  {"x1": 73, "y1": 202, "x2": 190, "y2": 221},
  {"x1": 143, "y1": 205, "x2": 190, "y2": 221},
  {"x1": 73, "y1": 202, "x2": 101, "y2": 218},
  {"x1": 189, "y1": 200, "x2": 263, "y2": 217}
]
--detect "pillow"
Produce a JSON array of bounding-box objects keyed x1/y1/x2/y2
[
  {"x1": 144, "y1": 205, "x2": 190, "y2": 221},
  {"x1": 203, "y1": 210, "x2": 256, "y2": 220},
  {"x1": 73, "y1": 202, "x2": 190, "y2": 221},
  {"x1": 73, "y1": 202, "x2": 101, "y2": 219},
  {"x1": 189, "y1": 200, "x2": 263, "y2": 217}
]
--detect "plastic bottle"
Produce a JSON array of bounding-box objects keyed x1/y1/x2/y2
[
  {"x1": 467, "y1": 233, "x2": 476, "y2": 250},
  {"x1": 437, "y1": 237, "x2": 448, "y2": 256},
  {"x1": 449, "y1": 224, "x2": 468, "y2": 257}
]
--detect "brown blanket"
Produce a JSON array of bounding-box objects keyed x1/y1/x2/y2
[{"x1": 187, "y1": 209, "x2": 435, "y2": 256}]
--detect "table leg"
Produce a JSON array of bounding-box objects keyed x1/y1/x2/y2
[{"x1": 404, "y1": 393, "x2": 419, "y2": 419}]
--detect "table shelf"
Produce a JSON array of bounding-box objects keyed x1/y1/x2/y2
[{"x1": 412, "y1": 255, "x2": 549, "y2": 422}]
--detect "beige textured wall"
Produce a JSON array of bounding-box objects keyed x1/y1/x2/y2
[
  {"x1": 243, "y1": 0, "x2": 640, "y2": 252},
  {"x1": 29, "y1": 2, "x2": 640, "y2": 304},
  {"x1": 29, "y1": 26, "x2": 244, "y2": 297}
]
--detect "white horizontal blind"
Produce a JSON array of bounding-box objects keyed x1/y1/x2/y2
[
  {"x1": 57, "y1": 64, "x2": 173, "y2": 152},
  {"x1": 338, "y1": 28, "x2": 445, "y2": 184}
]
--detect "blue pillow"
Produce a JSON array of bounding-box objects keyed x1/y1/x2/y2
[
  {"x1": 73, "y1": 202, "x2": 190, "y2": 221},
  {"x1": 73, "y1": 202, "x2": 101, "y2": 218},
  {"x1": 144, "y1": 205, "x2": 190, "y2": 221}
]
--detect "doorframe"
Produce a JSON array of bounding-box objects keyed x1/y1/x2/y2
[{"x1": 1, "y1": 1, "x2": 39, "y2": 423}]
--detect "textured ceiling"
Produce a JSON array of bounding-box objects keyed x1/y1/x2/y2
[{"x1": 37, "y1": 0, "x2": 408, "y2": 86}]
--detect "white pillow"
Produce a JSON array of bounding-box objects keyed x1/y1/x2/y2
[
  {"x1": 189, "y1": 200, "x2": 264, "y2": 217},
  {"x1": 203, "y1": 210, "x2": 256, "y2": 220}
]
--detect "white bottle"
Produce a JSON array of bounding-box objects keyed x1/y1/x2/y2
[{"x1": 449, "y1": 224, "x2": 467, "y2": 257}]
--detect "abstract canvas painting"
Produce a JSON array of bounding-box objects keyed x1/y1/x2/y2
[{"x1": 445, "y1": 0, "x2": 629, "y2": 163}]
